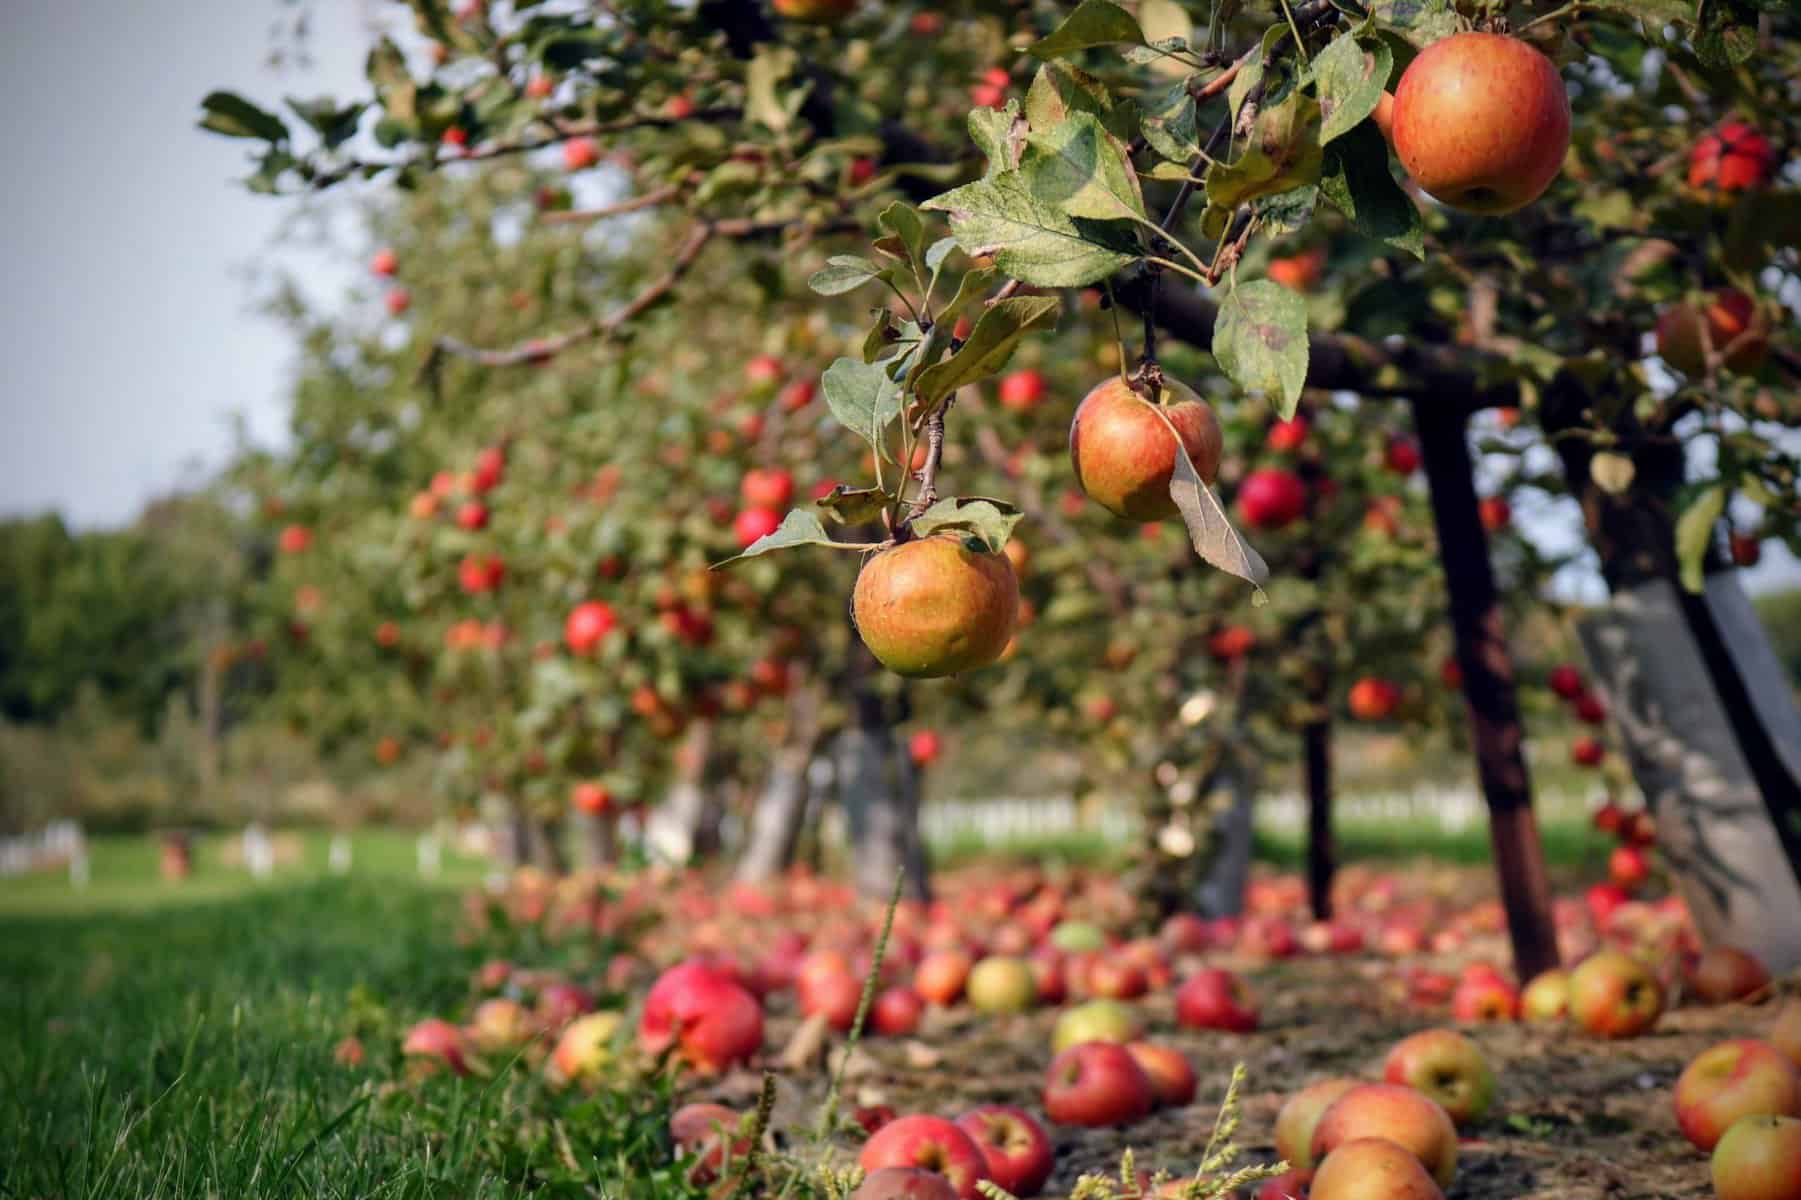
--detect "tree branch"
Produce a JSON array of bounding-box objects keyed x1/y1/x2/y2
[{"x1": 539, "y1": 183, "x2": 683, "y2": 226}]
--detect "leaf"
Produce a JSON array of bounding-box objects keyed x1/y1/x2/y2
[
  {"x1": 879, "y1": 202, "x2": 928, "y2": 269},
  {"x1": 1025, "y1": 61, "x2": 1114, "y2": 133},
  {"x1": 966, "y1": 103, "x2": 1024, "y2": 178},
  {"x1": 1317, "y1": 121, "x2": 1424, "y2": 258},
  {"x1": 1255, "y1": 185, "x2": 1319, "y2": 236},
  {"x1": 1136, "y1": 0, "x2": 1194, "y2": 44},
  {"x1": 909, "y1": 498, "x2": 1025, "y2": 554},
  {"x1": 1152, "y1": 408, "x2": 1270, "y2": 601},
  {"x1": 716, "y1": 511, "x2": 841, "y2": 566},
  {"x1": 861, "y1": 309, "x2": 898, "y2": 364},
  {"x1": 923, "y1": 172, "x2": 1140, "y2": 288},
  {"x1": 1365, "y1": 0, "x2": 1460, "y2": 46},
  {"x1": 1310, "y1": 33, "x2": 1393, "y2": 145},
  {"x1": 745, "y1": 47, "x2": 798, "y2": 133},
  {"x1": 1029, "y1": 0, "x2": 1146, "y2": 59},
  {"x1": 1020, "y1": 110, "x2": 1147, "y2": 223},
  {"x1": 937, "y1": 266, "x2": 1001, "y2": 326},
  {"x1": 809, "y1": 256, "x2": 892, "y2": 296},
  {"x1": 1204, "y1": 91, "x2": 1324, "y2": 211},
  {"x1": 1138, "y1": 77, "x2": 1202, "y2": 163},
  {"x1": 821, "y1": 358, "x2": 904, "y2": 453},
  {"x1": 815, "y1": 485, "x2": 890, "y2": 525},
  {"x1": 926, "y1": 237, "x2": 958, "y2": 273},
  {"x1": 285, "y1": 97, "x2": 367, "y2": 150},
  {"x1": 198, "y1": 92, "x2": 289, "y2": 141},
  {"x1": 1674, "y1": 485, "x2": 1725, "y2": 593},
  {"x1": 1213, "y1": 280, "x2": 1309, "y2": 418},
  {"x1": 912, "y1": 296, "x2": 1062, "y2": 410},
  {"x1": 1589, "y1": 452, "x2": 1636, "y2": 496}
]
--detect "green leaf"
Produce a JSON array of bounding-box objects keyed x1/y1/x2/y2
[
  {"x1": 923, "y1": 172, "x2": 1140, "y2": 288},
  {"x1": 1152, "y1": 408, "x2": 1270, "y2": 601},
  {"x1": 1020, "y1": 111, "x2": 1147, "y2": 223},
  {"x1": 716, "y1": 510, "x2": 842, "y2": 565},
  {"x1": 879, "y1": 202, "x2": 928, "y2": 269},
  {"x1": 1213, "y1": 280, "x2": 1309, "y2": 418},
  {"x1": 1025, "y1": 61, "x2": 1115, "y2": 134},
  {"x1": 1365, "y1": 0, "x2": 1460, "y2": 46},
  {"x1": 1030, "y1": 0, "x2": 1147, "y2": 59},
  {"x1": 1136, "y1": 0, "x2": 1194, "y2": 45},
  {"x1": 1317, "y1": 122, "x2": 1424, "y2": 258},
  {"x1": 908, "y1": 498, "x2": 1024, "y2": 554},
  {"x1": 809, "y1": 256, "x2": 892, "y2": 296},
  {"x1": 1310, "y1": 33, "x2": 1393, "y2": 145},
  {"x1": 913, "y1": 296, "x2": 1062, "y2": 410},
  {"x1": 861, "y1": 309, "x2": 898, "y2": 364},
  {"x1": 1674, "y1": 485, "x2": 1725, "y2": 593},
  {"x1": 1204, "y1": 91, "x2": 1324, "y2": 211},
  {"x1": 198, "y1": 92, "x2": 289, "y2": 141},
  {"x1": 745, "y1": 47, "x2": 798, "y2": 133},
  {"x1": 815, "y1": 485, "x2": 891, "y2": 525},
  {"x1": 821, "y1": 358, "x2": 903, "y2": 454},
  {"x1": 1255, "y1": 185, "x2": 1319, "y2": 236},
  {"x1": 966, "y1": 103, "x2": 1024, "y2": 178},
  {"x1": 285, "y1": 97, "x2": 367, "y2": 150},
  {"x1": 937, "y1": 266, "x2": 1002, "y2": 326},
  {"x1": 1138, "y1": 77, "x2": 1201, "y2": 163}
]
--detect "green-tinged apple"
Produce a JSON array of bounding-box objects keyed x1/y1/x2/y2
[
  {"x1": 550, "y1": 1011, "x2": 624, "y2": 1084},
  {"x1": 967, "y1": 956, "x2": 1037, "y2": 1014},
  {"x1": 853, "y1": 536, "x2": 1017, "y2": 678},
  {"x1": 1520, "y1": 969, "x2": 1570, "y2": 1023},
  {"x1": 1310, "y1": 1138, "x2": 1446, "y2": 1200},
  {"x1": 1382, "y1": 1029, "x2": 1496, "y2": 1126},
  {"x1": 1673, "y1": 1038, "x2": 1801, "y2": 1152},
  {"x1": 1711, "y1": 1114, "x2": 1801, "y2": 1200},
  {"x1": 1568, "y1": 949, "x2": 1663, "y2": 1038},
  {"x1": 1275, "y1": 1078, "x2": 1360, "y2": 1170},
  {"x1": 1052, "y1": 999, "x2": 1142, "y2": 1053},
  {"x1": 1069, "y1": 376, "x2": 1222, "y2": 521}
]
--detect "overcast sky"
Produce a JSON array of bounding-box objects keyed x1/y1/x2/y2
[{"x1": 0, "y1": 2, "x2": 1794, "y2": 596}]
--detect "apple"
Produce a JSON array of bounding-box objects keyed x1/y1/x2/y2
[
  {"x1": 1347, "y1": 678, "x2": 1401, "y2": 722},
  {"x1": 1656, "y1": 289, "x2": 1769, "y2": 375},
  {"x1": 733, "y1": 507, "x2": 782, "y2": 548},
  {"x1": 1086, "y1": 956, "x2": 1148, "y2": 1000},
  {"x1": 1267, "y1": 415, "x2": 1309, "y2": 453},
  {"x1": 799, "y1": 964, "x2": 863, "y2": 1031},
  {"x1": 741, "y1": 467, "x2": 794, "y2": 509},
  {"x1": 1608, "y1": 845, "x2": 1650, "y2": 893},
  {"x1": 1384, "y1": 437, "x2": 1422, "y2": 475},
  {"x1": 277, "y1": 523, "x2": 312, "y2": 554},
  {"x1": 1450, "y1": 975, "x2": 1519, "y2": 1023},
  {"x1": 908, "y1": 729, "x2": 943, "y2": 767},
  {"x1": 1029, "y1": 950, "x2": 1068, "y2": 1006},
  {"x1": 385, "y1": 288, "x2": 411, "y2": 316},
  {"x1": 1255, "y1": 1167, "x2": 1317, "y2": 1200},
  {"x1": 954, "y1": 1105, "x2": 1054, "y2": 1197},
  {"x1": 966, "y1": 956, "x2": 1036, "y2": 1014},
  {"x1": 914, "y1": 949, "x2": 973, "y2": 1006},
  {"x1": 638, "y1": 960, "x2": 764, "y2": 1072},
  {"x1": 1674, "y1": 1039, "x2": 1801, "y2": 1152},
  {"x1": 1687, "y1": 945, "x2": 1771, "y2": 1005},
  {"x1": 1549, "y1": 664, "x2": 1585, "y2": 699},
  {"x1": 1382, "y1": 1029, "x2": 1496, "y2": 1126},
  {"x1": 1208, "y1": 625, "x2": 1257, "y2": 660},
  {"x1": 852, "y1": 1168, "x2": 961, "y2": 1200},
  {"x1": 1310, "y1": 1084, "x2": 1458, "y2": 1187},
  {"x1": 1770, "y1": 1000, "x2": 1801, "y2": 1069},
  {"x1": 1069, "y1": 376, "x2": 1222, "y2": 521},
  {"x1": 537, "y1": 980, "x2": 595, "y2": 1030},
  {"x1": 670, "y1": 1102, "x2": 750, "y2": 1184},
  {"x1": 1126, "y1": 1042, "x2": 1197, "y2": 1108},
  {"x1": 1275, "y1": 1078, "x2": 1360, "y2": 1170},
  {"x1": 1712, "y1": 1114, "x2": 1801, "y2": 1200},
  {"x1": 370, "y1": 248, "x2": 398, "y2": 277},
  {"x1": 1732, "y1": 533, "x2": 1763, "y2": 567},
  {"x1": 1571, "y1": 735, "x2": 1605, "y2": 768},
  {"x1": 1573, "y1": 692, "x2": 1607, "y2": 725},
  {"x1": 550, "y1": 1011, "x2": 624, "y2": 1083},
  {"x1": 402, "y1": 1017, "x2": 471, "y2": 1075},
  {"x1": 1309, "y1": 1138, "x2": 1445, "y2": 1200},
  {"x1": 1519, "y1": 969, "x2": 1570, "y2": 1023},
  {"x1": 456, "y1": 500, "x2": 489, "y2": 531},
  {"x1": 1391, "y1": 33, "x2": 1570, "y2": 214},
  {"x1": 564, "y1": 601, "x2": 618, "y2": 654},
  {"x1": 466, "y1": 997, "x2": 531, "y2": 1052},
  {"x1": 998, "y1": 369, "x2": 1047, "y2": 413},
  {"x1": 1477, "y1": 495, "x2": 1511, "y2": 532},
  {"x1": 1267, "y1": 247, "x2": 1326, "y2": 292},
  {"x1": 858, "y1": 1115, "x2": 991, "y2": 1200},
  {"x1": 1688, "y1": 121, "x2": 1777, "y2": 195},
  {"x1": 1567, "y1": 949, "x2": 1663, "y2": 1038},
  {"x1": 1237, "y1": 468, "x2": 1308, "y2": 530},
  {"x1": 1160, "y1": 912, "x2": 1211, "y2": 955},
  {"x1": 1052, "y1": 999, "x2": 1142, "y2": 1053},
  {"x1": 1176, "y1": 968, "x2": 1259, "y2": 1033},
  {"x1": 872, "y1": 986, "x2": 925, "y2": 1037},
  {"x1": 572, "y1": 781, "x2": 615, "y2": 818},
  {"x1": 562, "y1": 137, "x2": 599, "y2": 170},
  {"x1": 853, "y1": 536, "x2": 1017, "y2": 678},
  {"x1": 1043, "y1": 1041, "x2": 1156, "y2": 1127}
]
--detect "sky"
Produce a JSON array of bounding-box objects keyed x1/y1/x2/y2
[{"x1": 0, "y1": 2, "x2": 1794, "y2": 595}]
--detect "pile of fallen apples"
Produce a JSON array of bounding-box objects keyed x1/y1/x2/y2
[{"x1": 389, "y1": 864, "x2": 1801, "y2": 1198}]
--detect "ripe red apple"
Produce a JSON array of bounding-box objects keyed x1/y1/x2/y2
[
  {"x1": 741, "y1": 468, "x2": 794, "y2": 509},
  {"x1": 1573, "y1": 692, "x2": 1607, "y2": 725},
  {"x1": 1384, "y1": 437, "x2": 1422, "y2": 475},
  {"x1": 1256, "y1": 1167, "x2": 1318, "y2": 1200},
  {"x1": 571, "y1": 781, "x2": 612, "y2": 816},
  {"x1": 1051, "y1": 999, "x2": 1141, "y2": 1053},
  {"x1": 1267, "y1": 246, "x2": 1326, "y2": 292},
  {"x1": 458, "y1": 554, "x2": 505, "y2": 594},
  {"x1": 852, "y1": 536, "x2": 1017, "y2": 678},
  {"x1": 1674, "y1": 1039, "x2": 1801, "y2": 1151},
  {"x1": 1208, "y1": 624, "x2": 1257, "y2": 660},
  {"x1": 853, "y1": 1168, "x2": 961, "y2": 1200},
  {"x1": 1731, "y1": 533, "x2": 1763, "y2": 567},
  {"x1": 371, "y1": 248, "x2": 398, "y2": 277},
  {"x1": 1237, "y1": 468, "x2": 1308, "y2": 530},
  {"x1": 277, "y1": 523, "x2": 312, "y2": 554},
  {"x1": 954, "y1": 1105, "x2": 1054, "y2": 1197},
  {"x1": 456, "y1": 500, "x2": 489, "y2": 531},
  {"x1": 1391, "y1": 33, "x2": 1570, "y2": 214},
  {"x1": 1085, "y1": 955, "x2": 1147, "y2": 1000},
  {"x1": 858, "y1": 1115, "x2": 991, "y2": 1200},
  {"x1": 998, "y1": 369, "x2": 1047, "y2": 413},
  {"x1": 638, "y1": 960, "x2": 764, "y2": 1072},
  {"x1": 1125, "y1": 1041, "x2": 1197, "y2": 1108},
  {"x1": 914, "y1": 949, "x2": 973, "y2": 1006},
  {"x1": 537, "y1": 981, "x2": 595, "y2": 1030},
  {"x1": 909, "y1": 729, "x2": 943, "y2": 767},
  {"x1": 562, "y1": 137, "x2": 599, "y2": 170},
  {"x1": 403, "y1": 1017, "x2": 471, "y2": 1075},
  {"x1": 744, "y1": 354, "x2": 784, "y2": 388},
  {"x1": 1712, "y1": 1114, "x2": 1801, "y2": 1200},
  {"x1": 1175, "y1": 968, "x2": 1259, "y2": 1033},
  {"x1": 385, "y1": 288, "x2": 412, "y2": 316},
  {"x1": 1347, "y1": 678, "x2": 1401, "y2": 722},
  {"x1": 1275, "y1": 1078, "x2": 1360, "y2": 1170},
  {"x1": 733, "y1": 506, "x2": 782, "y2": 548},
  {"x1": 871, "y1": 986, "x2": 924, "y2": 1037},
  {"x1": 1383, "y1": 1029, "x2": 1496, "y2": 1126},
  {"x1": 1608, "y1": 845, "x2": 1650, "y2": 892},
  {"x1": 1069, "y1": 376, "x2": 1222, "y2": 521},
  {"x1": 1043, "y1": 1041, "x2": 1156, "y2": 1127},
  {"x1": 1688, "y1": 121, "x2": 1777, "y2": 195},
  {"x1": 564, "y1": 601, "x2": 617, "y2": 654},
  {"x1": 798, "y1": 963, "x2": 863, "y2": 1031},
  {"x1": 670, "y1": 1102, "x2": 750, "y2": 1184},
  {"x1": 1310, "y1": 1138, "x2": 1446, "y2": 1200},
  {"x1": 1477, "y1": 495, "x2": 1511, "y2": 532},
  {"x1": 1656, "y1": 289, "x2": 1769, "y2": 375},
  {"x1": 1311, "y1": 1084, "x2": 1458, "y2": 1187},
  {"x1": 1571, "y1": 735, "x2": 1605, "y2": 768},
  {"x1": 966, "y1": 955, "x2": 1036, "y2": 1014},
  {"x1": 1450, "y1": 975, "x2": 1519, "y2": 1023},
  {"x1": 1568, "y1": 949, "x2": 1663, "y2": 1038},
  {"x1": 1267, "y1": 415, "x2": 1309, "y2": 452},
  {"x1": 1549, "y1": 664, "x2": 1585, "y2": 699},
  {"x1": 549, "y1": 1011, "x2": 623, "y2": 1083},
  {"x1": 1520, "y1": 969, "x2": 1570, "y2": 1023}
]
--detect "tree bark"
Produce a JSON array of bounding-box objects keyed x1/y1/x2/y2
[
  {"x1": 649, "y1": 719, "x2": 721, "y2": 865},
  {"x1": 838, "y1": 677, "x2": 929, "y2": 902},
  {"x1": 1304, "y1": 718, "x2": 1335, "y2": 922},
  {"x1": 1411, "y1": 395, "x2": 1561, "y2": 983},
  {"x1": 525, "y1": 817, "x2": 568, "y2": 875},
  {"x1": 737, "y1": 685, "x2": 824, "y2": 884},
  {"x1": 579, "y1": 813, "x2": 615, "y2": 870},
  {"x1": 1194, "y1": 751, "x2": 1256, "y2": 918}
]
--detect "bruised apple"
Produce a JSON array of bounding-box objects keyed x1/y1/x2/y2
[
  {"x1": 1069, "y1": 376, "x2": 1222, "y2": 521},
  {"x1": 1391, "y1": 33, "x2": 1570, "y2": 215},
  {"x1": 853, "y1": 536, "x2": 1017, "y2": 678}
]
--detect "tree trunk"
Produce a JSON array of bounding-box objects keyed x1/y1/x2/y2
[
  {"x1": 1412, "y1": 395, "x2": 1561, "y2": 983},
  {"x1": 526, "y1": 817, "x2": 568, "y2": 875},
  {"x1": 494, "y1": 799, "x2": 529, "y2": 871},
  {"x1": 1304, "y1": 717, "x2": 1335, "y2": 922},
  {"x1": 579, "y1": 813, "x2": 615, "y2": 870},
  {"x1": 1194, "y1": 750, "x2": 1256, "y2": 919},
  {"x1": 737, "y1": 688, "x2": 823, "y2": 883},
  {"x1": 838, "y1": 684, "x2": 929, "y2": 903},
  {"x1": 648, "y1": 719, "x2": 720, "y2": 865}
]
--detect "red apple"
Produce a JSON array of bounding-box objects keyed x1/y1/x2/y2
[
  {"x1": 638, "y1": 960, "x2": 764, "y2": 1072},
  {"x1": 741, "y1": 467, "x2": 795, "y2": 509},
  {"x1": 1311, "y1": 1083, "x2": 1458, "y2": 1187},
  {"x1": 1477, "y1": 495, "x2": 1511, "y2": 532},
  {"x1": 562, "y1": 137, "x2": 599, "y2": 170},
  {"x1": 1275, "y1": 1078, "x2": 1360, "y2": 1171},
  {"x1": 1126, "y1": 1042, "x2": 1197, "y2": 1108},
  {"x1": 1450, "y1": 976, "x2": 1519, "y2": 1023},
  {"x1": 1688, "y1": 121, "x2": 1777, "y2": 195},
  {"x1": 1711, "y1": 1114, "x2": 1801, "y2": 1200},
  {"x1": 1176, "y1": 968, "x2": 1259, "y2": 1033},
  {"x1": 1568, "y1": 949, "x2": 1663, "y2": 1038},
  {"x1": 1043, "y1": 1041, "x2": 1156, "y2": 1127},
  {"x1": 954, "y1": 1105, "x2": 1054, "y2": 1197},
  {"x1": 909, "y1": 729, "x2": 943, "y2": 767},
  {"x1": 1267, "y1": 415, "x2": 1309, "y2": 452},
  {"x1": 871, "y1": 986, "x2": 925, "y2": 1037},
  {"x1": 1549, "y1": 664, "x2": 1585, "y2": 699},
  {"x1": 858, "y1": 1115, "x2": 991, "y2": 1200},
  {"x1": 1069, "y1": 376, "x2": 1222, "y2": 521},
  {"x1": 1256, "y1": 1167, "x2": 1318, "y2": 1200},
  {"x1": 1384, "y1": 437, "x2": 1422, "y2": 475},
  {"x1": 385, "y1": 287, "x2": 412, "y2": 316},
  {"x1": 564, "y1": 601, "x2": 618, "y2": 654},
  {"x1": 798, "y1": 964, "x2": 863, "y2": 1031},
  {"x1": 998, "y1": 370, "x2": 1047, "y2": 413},
  {"x1": 402, "y1": 1017, "x2": 471, "y2": 1075},
  {"x1": 1571, "y1": 735, "x2": 1605, "y2": 768},
  {"x1": 1731, "y1": 533, "x2": 1763, "y2": 567},
  {"x1": 1382, "y1": 1029, "x2": 1496, "y2": 1126},
  {"x1": 1310, "y1": 1138, "x2": 1445, "y2": 1200},
  {"x1": 1656, "y1": 289, "x2": 1769, "y2": 375},
  {"x1": 852, "y1": 1168, "x2": 960, "y2": 1200},
  {"x1": 1347, "y1": 678, "x2": 1400, "y2": 722},
  {"x1": 734, "y1": 506, "x2": 783, "y2": 547},
  {"x1": 1237, "y1": 468, "x2": 1308, "y2": 530},
  {"x1": 1674, "y1": 1039, "x2": 1801, "y2": 1151},
  {"x1": 371, "y1": 248, "x2": 398, "y2": 277},
  {"x1": 1608, "y1": 845, "x2": 1650, "y2": 893}
]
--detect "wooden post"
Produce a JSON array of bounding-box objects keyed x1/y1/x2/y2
[
  {"x1": 1304, "y1": 718, "x2": 1334, "y2": 921},
  {"x1": 1410, "y1": 396, "x2": 1561, "y2": 982}
]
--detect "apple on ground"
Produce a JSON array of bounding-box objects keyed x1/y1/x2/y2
[
  {"x1": 1567, "y1": 949, "x2": 1664, "y2": 1038},
  {"x1": 966, "y1": 955, "x2": 1037, "y2": 1014},
  {"x1": 1711, "y1": 1114, "x2": 1801, "y2": 1200},
  {"x1": 1687, "y1": 945, "x2": 1772, "y2": 1005},
  {"x1": 1450, "y1": 975, "x2": 1519, "y2": 1023},
  {"x1": 1310, "y1": 1138, "x2": 1446, "y2": 1200},
  {"x1": 1175, "y1": 968, "x2": 1259, "y2": 1033},
  {"x1": 638, "y1": 960, "x2": 764, "y2": 1072},
  {"x1": 1310, "y1": 1083, "x2": 1458, "y2": 1187},
  {"x1": 1274, "y1": 1077, "x2": 1360, "y2": 1170},
  {"x1": 1126, "y1": 1042, "x2": 1198, "y2": 1108},
  {"x1": 1520, "y1": 969, "x2": 1570, "y2": 1023},
  {"x1": 857, "y1": 1115, "x2": 991, "y2": 1200},
  {"x1": 1672, "y1": 1038, "x2": 1801, "y2": 1152},
  {"x1": 954, "y1": 1105, "x2": 1055, "y2": 1197},
  {"x1": 1382, "y1": 1029, "x2": 1497, "y2": 1126},
  {"x1": 466, "y1": 997, "x2": 531, "y2": 1052},
  {"x1": 1042, "y1": 1041, "x2": 1156, "y2": 1127},
  {"x1": 1051, "y1": 999, "x2": 1141, "y2": 1053},
  {"x1": 872, "y1": 986, "x2": 924, "y2": 1037},
  {"x1": 852, "y1": 1167, "x2": 961, "y2": 1200},
  {"x1": 914, "y1": 949, "x2": 974, "y2": 1006},
  {"x1": 402, "y1": 1017, "x2": 472, "y2": 1075},
  {"x1": 670, "y1": 1102, "x2": 750, "y2": 1184},
  {"x1": 1255, "y1": 1167, "x2": 1317, "y2": 1200}
]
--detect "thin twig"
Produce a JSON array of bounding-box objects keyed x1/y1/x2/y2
[
  {"x1": 539, "y1": 183, "x2": 682, "y2": 225},
  {"x1": 904, "y1": 407, "x2": 947, "y2": 523}
]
